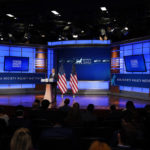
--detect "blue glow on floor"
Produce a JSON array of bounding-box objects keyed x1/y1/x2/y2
[{"x1": 0, "y1": 94, "x2": 149, "y2": 109}]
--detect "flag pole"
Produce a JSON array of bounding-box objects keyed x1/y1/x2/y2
[
  {"x1": 61, "y1": 94, "x2": 64, "y2": 100},
  {"x1": 73, "y1": 94, "x2": 75, "y2": 103}
]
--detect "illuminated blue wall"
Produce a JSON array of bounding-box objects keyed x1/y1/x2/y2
[
  {"x1": 48, "y1": 40, "x2": 111, "y2": 90},
  {"x1": 0, "y1": 45, "x2": 36, "y2": 89},
  {"x1": 119, "y1": 40, "x2": 150, "y2": 93},
  {"x1": 48, "y1": 48, "x2": 54, "y2": 78}
]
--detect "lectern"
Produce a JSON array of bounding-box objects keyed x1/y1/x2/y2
[{"x1": 41, "y1": 78, "x2": 57, "y2": 103}]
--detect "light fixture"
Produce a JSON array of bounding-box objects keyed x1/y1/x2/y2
[
  {"x1": 64, "y1": 26, "x2": 70, "y2": 30},
  {"x1": 67, "y1": 22, "x2": 72, "y2": 25},
  {"x1": 8, "y1": 33, "x2": 13, "y2": 37},
  {"x1": 6, "y1": 14, "x2": 15, "y2": 18},
  {"x1": 124, "y1": 27, "x2": 128, "y2": 30},
  {"x1": 51, "y1": 10, "x2": 60, "y2": 16},
  {"x1": 110, "y1": 28, "x2": 114, "y2": 32},
  {"x1": 1, "y1": 38, "x2": 3, "y2": 41},
  {"x1": 41, "y1": 35, "x2": 45, "y2": 38},
  {"x1": 81, "y1": 30, "x2": 84, "y2": 33},
  {"x1": 73, "y1": 34, "x2": 78, "y2": 39},
  {"x1": 100, "y1": 7, "x2": 107, "y2": 11}
]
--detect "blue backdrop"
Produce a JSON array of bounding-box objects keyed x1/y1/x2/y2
[
  {"x1": 56, "y1": 47, "x2": 110, "y2": 80},
  {"x1": 0, "y1": 73, "x2": 46, "y2": 84},
  {"x1": 112, "y1": 74, "x2": 150, "y2": 88}
]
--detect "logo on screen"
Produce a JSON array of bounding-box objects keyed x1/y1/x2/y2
[
  {"x1": 130, "y1": 59, "x2": 138, "y2": 68},
  {"x1": 12, "y1": 60, "x2": 22, "y2": 68}
]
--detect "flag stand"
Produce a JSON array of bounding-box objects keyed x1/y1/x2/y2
[
  {"x1": 61, "y1": 94, "x2": 64, "y2": 100},
  {"x1": 73, "y1": 94, "x2": 76, "y2": 103}
]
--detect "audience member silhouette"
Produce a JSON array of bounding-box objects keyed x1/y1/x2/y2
[
  {"x1": 122, "y1": 101, "x2": 137, "y2": 123},
  {"x1": 9, "y1": 105, "x2": 31, "y2": 133},
  {"x1": 59, "y1": 98, "x2": 71, "y2": 118},
  {"x1": 0, "y1": 107, "x2": 9, "y2": 126},
  {"x1": 107, "y1": 105, "x2": 121, "y2": 120},
  {"x1": 59, "y1": 98, "x2": 71, "y2": 112},
  {"x1": 32, "y1": 99, "x2": 40, "y2": 110},
  {"x1": 88, "y1": 140, "x2": 111, "y2": 150},
  {"x1": 10, "y1": 128, "x2": 33, "y2": 150},
  {"x1": 65, "y1": 102, "x2": 82, "y2": 127},
  {"x1": 82, "y1": 104, "x2": 97, "y2": 127}
]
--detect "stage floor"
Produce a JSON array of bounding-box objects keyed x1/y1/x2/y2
[{"x1": 0, "y1": 94, "x2": 150, "y2": 109}]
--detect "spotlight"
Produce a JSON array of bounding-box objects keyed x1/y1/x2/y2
[
  {"x1": 51, "y1": 10, "x2": 60, "y2": 16},
  {"x1": 100, "y1": 7, "x2": 107, "y2": 11},
  {"x1": 8, "y1": 33, "x2": 13, "y2": 38},
  {"x1": 73, "y1": 34, "x2": 78, "y2": 39},
  {"x1": 6, "y1": 14, "x2": 14, "y2": 18}
]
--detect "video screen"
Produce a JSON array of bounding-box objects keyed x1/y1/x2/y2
[
  {"x1": 124, "y1": 55, "x2": 146, "y2": 72},
  {"x1": 56, "y1": 47, "x2": 111, "y2": 80},
  {"x1": 4, "y1": 56, "x2": 29, "y2": 71}
]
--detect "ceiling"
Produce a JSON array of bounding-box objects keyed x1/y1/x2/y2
[{"x1": 0, "y1": 0, "x2": 150, "y2": 44}]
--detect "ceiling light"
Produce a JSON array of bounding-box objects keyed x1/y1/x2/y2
[
  {"x1": 6, "y1": 14, "x2": 15, "y2": 17},
  {"x1": 110, "y1": 28, "x2": 115, "y2": 32},
  {"x1": 73, "y1": 34, "x2": 78, "y2": 39},
  {"x1": 124, "y1": 27, "x2": 128, "y2": 30},
  {"x1": 1, "y1": 38, "x2": 3, "y2": 41},
  {"x1": 81, "y1": 30, "x2": 84, "y2": 33},
  {"x1": 8, "y1": 33, "x2": 13, "y2": 37},
  {"x1": 67, "y1": 22, "x2": 72, "y2": 25},
  {"x1": 51, "y1": 10, "x2": 60, "y2": 16},
  {"x1": 100, "y1": 7, "x2": 107, "y2": 11},
  {"x1": 64, "y1": 26, "x2": 70, "y2": 30},
  {"x1": 41, "y1": 35, "x2": 45, "y2": 38}
]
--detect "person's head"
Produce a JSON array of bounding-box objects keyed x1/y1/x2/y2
[
  {"x1": 32, "y1": 99, "x2": 40, "y2": 109},
  {"x1": 52, "y1": 68, "x2": 55, "y2": 74},
  {"x1": 16, "y1": 105, "x2": 24, "y2": 118},
  {"x1": 64, "y1": 98, "x2": 70, "y2": 106},
  {"x1": 10, "y1": 128, "x2": 32, "y2": 150},
  {"x1": 126, "y1": 101, "x2": 135, "y2": 111},
  {"x1": 87, "y1": 104, "x2": 95, "y2": 112},
  {"x1": 145, "y1": 104, "x2": 150, "y2": 113},
  {"x1": 88, "y1": 140, "x2": 111, "y2": 150},
  {"x1": 73, "y1": 102, "x2": 80, "y2": 110},
  {"x1": 41, "y1": 99, "x2": 50, "y2": 109},
  {"x1": 110, "y1": 105, "x2": 116, "y2": 111}
]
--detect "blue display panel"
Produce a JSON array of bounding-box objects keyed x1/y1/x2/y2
[
  {"x1": 124, "y1": 55, "x2": 146, "y2": 72},
  {"x1": 56, "y1": 47, "x2": 110, "y2": 80},
  {"x1": 4, "y1": 56, "x2": 29, "y2": 71},
  {"x1": 118, "y1": 41, "x2": 150, "y2": 93}
]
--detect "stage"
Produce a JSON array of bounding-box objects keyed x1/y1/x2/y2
[{"x1": 0, "y1": 94, "x2": 149, "y2": 109}]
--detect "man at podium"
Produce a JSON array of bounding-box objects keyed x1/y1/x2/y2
[{"x1": 49, "y1": 68, "x2": 58, "y2": 102}]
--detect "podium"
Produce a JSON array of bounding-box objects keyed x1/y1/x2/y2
[{"x1": 41, "y1": 78, "x2": 57, "y2": 103}]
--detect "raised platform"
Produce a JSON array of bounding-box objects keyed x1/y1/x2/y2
[{"x1": 0, "y1": 94, "x2": 149, "y2": 110}]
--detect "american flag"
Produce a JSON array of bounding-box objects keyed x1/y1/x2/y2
[
  {"x1": 57, "y1": 64, "x2": 67, "y2": 94},
  {"x1": 69, "y1": 64, "x2": 78, "y2": 94}
]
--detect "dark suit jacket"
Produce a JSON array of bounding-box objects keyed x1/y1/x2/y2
[{"x1": 50, "y1": 73, "x2": 58, "y2": 81}]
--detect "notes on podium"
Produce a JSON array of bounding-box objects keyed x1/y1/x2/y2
[{"x1": 41, "y1": 78, "x2": 55, "y2": 103}]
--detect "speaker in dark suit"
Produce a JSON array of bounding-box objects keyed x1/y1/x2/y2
[{"x1": 49, "y1": 68, "x2": 58, "y2": 102}]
